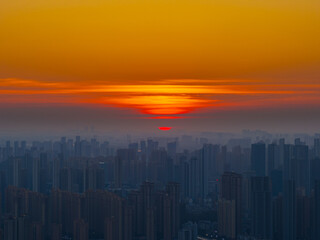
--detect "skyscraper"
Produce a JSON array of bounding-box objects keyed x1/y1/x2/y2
[
  {"x1": 267, "y1": 143, "x2": 277, "y2": 175},
  {"x1": 293, "y1": 143, "x2": 310, "y2": 194},
  {"x1": 4, "y1": 217, "x2": 17, "y2": 240},
  {"x1": 283, "y1": 180, "x2": 296, "y2": 240},
  {"x1": 167, "y1": 141, "x2": 177, "y2": 156},
  {"x1": 218, "y1": 172, "x2": 242, "y2": 239},
  {"x1": 141, "y1": 181, "x2": 155, "y2": 237},
  {"x1": 165, "y1": 182, "x2": 180, "y2": 239},
  {"x1": 272, "y1": 195, "x2": 283, "y2": 240},
  {"x1": 178, "y1": 222, "x2": 198, "y2": 240},
  {"x1": 114, "y1": 156, "x2": 122, "y2": 188},
  {"x1": 312, "y1": 180, "x2": 320, "y2": 240},
  {"x1": 73, "y1": 219, "x2": 89, "y2": 240},
  {"x1": 250, "y1": 176, "x2": 272, "y2": 240},
  {"x1": 314, "y1": 138, "x2": 320, "y2": 158},
  {"x1": 251, "y1": 142, "x2": 266, "y2": 177},
  {"x1": 104, "y1": 217, "x2": 115, "y2": 240}
]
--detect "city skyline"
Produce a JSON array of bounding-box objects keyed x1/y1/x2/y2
[
  {"x1": 1, "y1": 1, "x2": 320, "y2": 240},
  {"x1": 0, "y1": 134, "x2": 320, "y2": 240}
]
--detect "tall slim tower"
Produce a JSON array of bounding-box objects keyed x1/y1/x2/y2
[
  {"x1": 13, "y1": 158, "x2": 20, "y2": 187},
  {"x1": 251, "y1": 142, "x2": 266, "y2": 177},
  {"x1": 250, "y1": 176, "x2": 272, "y2": 240},
  {"x1": 314, "y1": 138, "x2": 320, "y2": 158},
  {"x1": 218, "y1": 172, "x2": 242, "y2": 239},
  {"x1": 73, "y1": 219, "x2": 89, "y2": 240},
  {"x1": 312, "y1": 180, "x2": 320, "y2": 240},
  {"x1": 283, "y1": 144, "x2": 296, "y2": 240},
  {"x1": 114, "y1": 157, "x2": 122, "y2": 188},
  {"x1": 166, "y1": 182, "x2": 180, "y2": 239},
  {"x1": 32, "y1": 158, "x2": 40, "y2": 192}
]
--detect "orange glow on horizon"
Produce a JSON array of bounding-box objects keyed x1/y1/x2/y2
[
  {"x1": 148, "y1": 116, "x2": 184, "y2": 119},
  {"x1": 1, "y1": 78, "x2": 320, "y2": 118}
]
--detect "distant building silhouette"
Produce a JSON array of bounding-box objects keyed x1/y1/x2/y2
[
  {"x1": 250, "y1": 176, "x2": 272, "y2": 240},
  {"x1": 218, "y1": 172, "x2": 242, "y2": 239},
  {"x1": 251, "y1": 142, "x2": 266, "y2": 177}
]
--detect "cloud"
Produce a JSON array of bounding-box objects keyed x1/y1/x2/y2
[{"x1": 1, "y1": 78, "x2": 320, "y2": 117}]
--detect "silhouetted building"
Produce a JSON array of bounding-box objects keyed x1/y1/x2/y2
[
  {"x1": 51, "y1": 224, "x2": 62, "y2": 240},
  {"x1": 114, "y1": 156, "x2": 122, "y2": 188},
  {"x1": 312, "y1": 180, "x2": 320, "y2": 240},
  {"x1": 73, "y1": 219, "x2": 88, "y2": 240},
  {"x1": 250, "y1": 176, "x2": 272, "y2": 240},
  {"x1": 272, "y1": 195, "x2": 283, "y2": 240},
  {"x1": 218, "y1": 172, "x2": 242, "y2": 239},
  {"x1": 283, "y1": 180, "x2": 296, "y2": 240},
  {"x1": 251, "y1": 142, "x2": 266, "y2": 177},
  {"x1": 178, "y1": 222, "x2": 197, "y2": 240}
]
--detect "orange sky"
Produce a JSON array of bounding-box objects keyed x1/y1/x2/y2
[
  {"x1": 1, "y1": 78, "x2": 319, "y2": 118},
  {"x1": 0, "y1": 0, "x2": 320, "y2": 127}
]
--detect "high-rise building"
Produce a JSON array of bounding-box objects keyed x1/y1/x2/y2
[
  {"x1": 270, "y1": 169, "x2": 283, "y2": 197},
  {"x1": 143, "y1": 181, "x2": 155, "y2": 228},
  {"x1": 146, "y1": 208, "x2": 156, "y2": 240},
  {"x1": 272, "y1": 195, "x2": 283, "y2": 240},
  {"x1": 311, "y1": 157, "x2": 320, "y2": 190},
  {"x1": 267, "y1": 143, "x2": 277, "y2": 175},
  {"x1": 251, "y1": 142, "x2": 266, "y2": 177},
  {"x1": 196, "y1": 146, "x2": 209, "y2": 201},
  {"x1": 4, "y1": 217, "x2": 17, "y2": 240},
  {"x1": 30, "y1": 222, "x2": 42, "y2": 240},
  {"x1": 296, "y1": 191, "x2": 311, "y2": 240},
  {"x1": 13, "y1": 158, "x2": 20, "y2": 187},
  {"x1": 17, "y1": 216, "x2": 30, "y2": 240},
  {"x1": 73, "y1": 219, "x2": 88, "y2": 240},
  {"x1": 123, "y1": 205, "x2": 133, "y2": 240},
  {"x1": 218, "y1": 172, "x2": 242, "y2": 239},
  {"x1": 218, "y1": 198, "x2": 236, "y2": 239},
  {"x1": 148, "y1": 148, "x2": 171, "y2": 186},
  {"x1": 53, "y1": 158, "x2": 61, "y2": 189},
  {"x1": 116, "y1": 148, "x2": 138, "y2": 185},
  {"x1": 51, "y1": 224, "x2": 62, "y2": 240},
  {"x1": 114, "y1": 156, "x2": 122, "y2": 188},
  {"x1": 178, "y1": 222, "x2": 198, "y2": 240},
  {"x1": 293, "y1": 143, "x2": 310, "y2": 194},
  {"x1": 250, "y1": 176, "x2": 272, "y2": 240},
  {"x1": 282, "y1": 143, "x2": 297, "y2": 240},
  {"x1": 75, "y1": 136, "x2": 81, "y2": 157},
  {"x1": 167, "y1": 141, "x2": 177, "y2": 156},
  {"x1": 189, "y1": 148, "x2": 208, "y2": 201},
  {"x1": 165, "y1": 182, "x2": 180, "y2": 239},
  {"x1": 283, "y1": 180, "x2": 296, "y2": 240},
  {"x1": 314, "y1": 138, "x2": 320, "y2": 158},
  {"x1": 84, "y1": 166, "x2": 105, "y2": 191},
  {"x1": 312, "y1": 180, "x2": 320, "y2": 240},
  {"x1": 14, "y1": 141, "x2": 19, "y2": 157},
  {"x1": 104, "y1": 217, "x2": 115, "y2": 240},
  {"x1": 181, "y1": 160, "x2": 190, "y2": 199},
  {"x1": 201, "y1": 144, "x2": 212, "y2": 186}
]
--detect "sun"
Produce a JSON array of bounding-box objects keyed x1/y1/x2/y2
[{"x1": 158, "y1": 127, "x2": 172, "y2": 131}]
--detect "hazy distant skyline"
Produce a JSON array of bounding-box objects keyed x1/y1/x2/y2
[{"x1": 1, "y1": 0, "x2": 320, "y2": 133}]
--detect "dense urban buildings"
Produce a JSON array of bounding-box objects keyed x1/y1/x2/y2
[{"x1": 0, "y1": 132, "x2": 319, "y2": 239}]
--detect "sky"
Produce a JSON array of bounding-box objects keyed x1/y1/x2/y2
[{"x1": 0, "y1": 0, "x2": 320, "y2": 134}]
